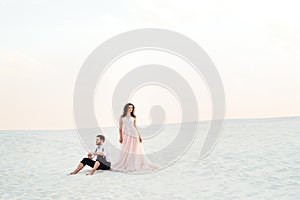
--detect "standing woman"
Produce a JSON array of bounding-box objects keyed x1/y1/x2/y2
[{"x1": 111, "y1": 103, "x2": 157, "y2": 172}]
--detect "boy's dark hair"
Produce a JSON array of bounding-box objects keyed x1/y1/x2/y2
[{"x1": 97, "y1": 135, "x2": 105, "y2": 142}]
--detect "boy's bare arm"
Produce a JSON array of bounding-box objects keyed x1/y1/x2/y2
[{"x1": 93, "y1": 152, "x2": 104, "y2": 156}]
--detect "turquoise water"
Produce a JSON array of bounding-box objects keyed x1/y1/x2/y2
[{"x1": 0, "y1": 117, "x2": 299, "y2": 199}]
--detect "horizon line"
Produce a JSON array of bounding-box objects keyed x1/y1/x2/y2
[{"x1": 0, "y1": 115, "x2": 299, "y2": 132}]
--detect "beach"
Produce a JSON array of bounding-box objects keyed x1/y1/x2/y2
[{"x1": 0, "y1": 117, "x2": 299, "y2": 199}]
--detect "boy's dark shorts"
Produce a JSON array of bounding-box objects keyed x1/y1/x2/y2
[{"x1": 81, "y1": 156, "x2": 111, "y2": 170}]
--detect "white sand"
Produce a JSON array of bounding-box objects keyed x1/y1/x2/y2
[{"x1": 0, "y1": 117, "x2": 299, "y2": 199}]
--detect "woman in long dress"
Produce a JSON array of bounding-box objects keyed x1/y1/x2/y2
[{"x1": 111, "y1": 103, "x2": 157, "y2": 172}]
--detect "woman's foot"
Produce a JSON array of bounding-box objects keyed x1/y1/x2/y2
[{"x1": 68, "y1": 172, "x2": 76, "y2": 175}]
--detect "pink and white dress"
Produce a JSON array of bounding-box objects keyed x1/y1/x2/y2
[{"x1": 111, "y1": 116, "x2": 158, "y2": 172}]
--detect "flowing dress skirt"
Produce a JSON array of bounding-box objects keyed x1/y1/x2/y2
[{"x1": 111, "y1": 132, "x2": 158, "y2": 172}]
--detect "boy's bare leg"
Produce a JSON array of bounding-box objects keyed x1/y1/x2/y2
[
  {"x1": 69, "y1": 163, "x2": 84, "y2": 175},
  {"x1": 86, "y1": 161, "x2": 100, "y2": 176}
]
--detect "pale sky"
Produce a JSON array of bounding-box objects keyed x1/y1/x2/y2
[{"x1": 0, "y1": 0, "x2": 299, "y2": 130}]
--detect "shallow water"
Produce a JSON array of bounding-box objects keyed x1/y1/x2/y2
[{"x1": 0, "y1": 117, "x2": 299, "y2": 199}]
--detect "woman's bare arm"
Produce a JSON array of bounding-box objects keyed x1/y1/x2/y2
[
  {"x1": 134, "y1": 117, "x2": 142, "y2": 142},
  {"x1": 119, "y1": 116, "x2": 123, "y2": 143}
]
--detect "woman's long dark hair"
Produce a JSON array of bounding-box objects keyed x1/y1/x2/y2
[{"x1": 121, "y1": 103, "x2": 136, "y2": 118}]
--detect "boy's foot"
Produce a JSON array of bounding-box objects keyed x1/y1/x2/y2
[
  {"x1": 68, "y1": 172, "x2": 76, "y2": 175},
  {"x1": 86, "y1": 171, "x2": 95, "y2": 176}
]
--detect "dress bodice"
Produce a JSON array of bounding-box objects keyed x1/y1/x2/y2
[{"x1": 122, "y1": 116, "x2": 138, "y2": 137}]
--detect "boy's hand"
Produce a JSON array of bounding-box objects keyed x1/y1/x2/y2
[{"x1": 87, "y1": 152, "x2": 92, "y2": 159}]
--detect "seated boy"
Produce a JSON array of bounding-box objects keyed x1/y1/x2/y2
[{"x1": 69, "y1": 135, "x2": 111, "y2": 176}]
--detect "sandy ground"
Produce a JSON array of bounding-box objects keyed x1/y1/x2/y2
[{"x1": 0, "y1": 117, "x2": 299, "y2": 199}]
